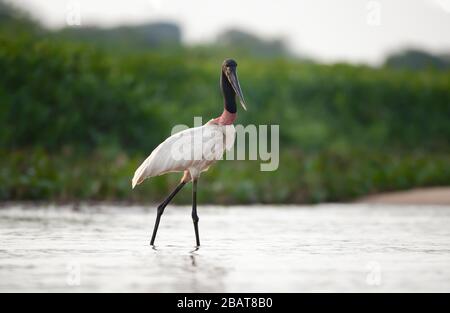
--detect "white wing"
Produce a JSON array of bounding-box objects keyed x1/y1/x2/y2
[{"x1": 132, "y1": 123, "x2": 235, "y2": 188}]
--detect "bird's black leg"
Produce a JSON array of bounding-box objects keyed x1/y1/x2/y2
[
  {"x1": 150, "y1": 181, "x2": 186, "y2": 246},
  {"x1": 191, "y1": 179, "x2": 200, "y2": 247}
]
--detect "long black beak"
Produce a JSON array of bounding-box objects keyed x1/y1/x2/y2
[{"x1": 226, "y1": 67, "x2": 247, "y2": 111}]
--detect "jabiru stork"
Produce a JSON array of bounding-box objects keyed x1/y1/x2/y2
[{"x1": 132, "y1": 59, "x2": 247, "y2": 247}]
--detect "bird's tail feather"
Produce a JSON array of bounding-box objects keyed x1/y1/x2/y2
[{"x1": 131, "y1": 163, "x2": 147, "y2": 189}]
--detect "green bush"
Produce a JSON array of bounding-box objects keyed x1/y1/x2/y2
[{"x1": 1, "y1": 33, "x2": 449, "y2": 203}]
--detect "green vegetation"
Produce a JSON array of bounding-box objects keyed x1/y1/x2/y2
[
  {"x1": 384, "y1": 49, "x2": 450, "y2": 71},
  {"x1": 1, "y1": 1, "x2": 449, "y2": 204},
  {"x1": 54, "y1": 22, "x2": 182, "y2": 52}
]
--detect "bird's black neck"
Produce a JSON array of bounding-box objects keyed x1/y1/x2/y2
[{"x1": 221, "y1": 71, "x2": 237, "y2": 114}]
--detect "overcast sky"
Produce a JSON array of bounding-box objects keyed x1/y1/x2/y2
[{"x1": 8, "y1": 0, "x2": 450, "y2": 64}]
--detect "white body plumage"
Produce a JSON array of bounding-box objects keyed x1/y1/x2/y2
[{"x1": 132, "y1": 120, "x2": 236, "y2": 188}]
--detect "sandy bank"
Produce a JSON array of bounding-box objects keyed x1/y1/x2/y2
[{"x1": 357, "y1": 187, "x2": 450, "y2": 205}]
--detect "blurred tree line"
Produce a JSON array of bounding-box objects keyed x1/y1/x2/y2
[
  {"x1": 0, "y1": 1, "x2": 449, "y2": 203},
  {"x1": 384, "y1": 49, "x2": 450, "y2": 71}
]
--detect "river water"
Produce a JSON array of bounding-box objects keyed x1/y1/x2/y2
[{"x1": 0, "y1": 204, "x2": 449, "y2": 292}]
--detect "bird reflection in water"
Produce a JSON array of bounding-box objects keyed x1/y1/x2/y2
[{"x1": 190, "y1": 247, "x2": 200, "y2": 267}]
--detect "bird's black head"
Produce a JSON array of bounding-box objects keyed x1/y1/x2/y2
[
  {"x1": 221, "y1": 58, "x2": 247, "y2": 111},
  {"x1": 222, "y1": 58, "x2": 237, "y2": 70}
]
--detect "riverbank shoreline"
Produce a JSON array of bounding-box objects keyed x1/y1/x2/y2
[
  {"x1": 1, "y1": 187, "x2": 449, "y2": 208},
  {"x1": 356, "y1": 187, "x2": 450, "y2": 205}
]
